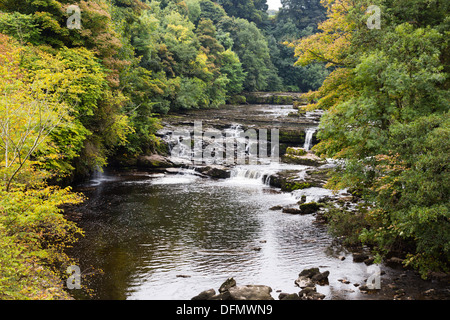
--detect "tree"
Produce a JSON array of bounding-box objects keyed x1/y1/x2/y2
[
  {"x1": 266, "y1": 16, "x2": 329, "y2": 91},
  {"x1": 279, "y1": 0, "x2": 326, "y2": 30},
  {"x1": 0, "y1": 0, "x2": 133, "y2": 179},
  {"x1": 220, "y1": 17, "x2": 281, "y2": 91},
  {"x1": 214, "y1": 0, "x2": 268, "y2": 24},
  {"x1": 0, "y1": 35, "x2": 69, "y2": 191},
  {"x1": 219, "y1": 49, "x2": 246, "y2": 95},
  {"x1": 293, "y1": 0, "x2": 450, "y2": 276}
]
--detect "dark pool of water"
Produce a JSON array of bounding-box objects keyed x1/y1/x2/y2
[{"x1": 68, "y1": 168, "x2": 449, "y2": 300}]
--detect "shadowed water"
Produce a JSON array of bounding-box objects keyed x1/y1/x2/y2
[{"x1": 70, "y1": 169, "x2": 381, "y2": 300}]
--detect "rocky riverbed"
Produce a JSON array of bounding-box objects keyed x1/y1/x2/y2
[
  {"x1": 71, "y1": 100, "x2": 449, "y2": 301},
  {"x1": 192, "y1": 265, "x2": 450, "y2": 301}
]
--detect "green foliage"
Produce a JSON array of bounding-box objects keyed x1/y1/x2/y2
[
  {"x1": 0, "y1": 185, "x2": 84, "y2": 299},
  {"x1": 325, "y1": 207, "x2": 372, "y2": 247},
  {"x1": 0, "y1": 11, "x2": 41, "y2": 45},
  {"x1": 282, "y1": 181, "x2": 311, "y2": 192},
  {"x1": 286, "y1": 147, "x2": 307, "y2": 156},
  {"x1": 214, "y1": 0, "x2": 268, "y2": 24},
  {"x1": 219, "y1": 16, "x2": 281, "y2": 91},
  {"x1": 279, "y1": 0, "x2": 326, "y2": 30},
  {"x1": 295, "y1": 0, "x2": 450, "y2": 277},
  {"x1": 219, "y1": 49, "x2": 246, "y2": 95},
  {"x1": 265, "y1": 7, "x2": 329, "y2": 92}
]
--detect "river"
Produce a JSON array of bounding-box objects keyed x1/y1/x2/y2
[{"x1": 68, "y1": 102, "x2": 449, "y2": 300}]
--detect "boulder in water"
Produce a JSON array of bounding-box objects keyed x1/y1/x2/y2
[
  {"x1": 299, "y1": 287, "x2": 326, "y2": 300},
  {"x1": 191, "y1": 289, "x2": 216, "y2": 300},
  {"x1": 279, "y1": 292, "x2": 301, "y2": 300},
  {"x1": 137, "y1": 154, "x2": 175, "y2": 168},
  {"x1": 193, "y1": 279, "x2": 274, "y2": 300},
  {"x1": 282, "y1": 152, "x2": 326, "y2": 167},
  {"x1": 282, "y1": 207, "x2": 303, "y2": 215},
  {"x1": 219, "y1": 277, "x2": 237, "y2": 293},
  {"x1": 196, "y1": 165, "x2": 231, "y2": 179},
  {"x1": 295, "y1": 268, "x2": 330, "y2": 287}
]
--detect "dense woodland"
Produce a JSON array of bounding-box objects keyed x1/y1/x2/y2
[{"x1": 0, "y1": 0, "x2": 448, "y2": 299}]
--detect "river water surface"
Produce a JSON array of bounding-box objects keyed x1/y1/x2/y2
[
  {"x1": 72, "y1": 167, "x2": 370, "y2": 300},
  {"x1": 69, "y1": 104, "x2": 449, "y2": 300}
]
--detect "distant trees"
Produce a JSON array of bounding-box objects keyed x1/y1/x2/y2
[
  {"x1": 219, "y1": 16, "x2": 282, "y2": 91},
  {"x1": 279, "y1": 0, "x2": 326, "y2": 30},
  {"x1": 214, "y1": 0, "x2": 268, "y2": 24},
  {"x1": 263, "y1": 0, "x2": 329, "y2": 92}
]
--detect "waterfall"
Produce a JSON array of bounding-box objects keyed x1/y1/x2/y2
[
  {"x1": 303, "y1": 128, "x2": 317, "y2": 151},
  {"x1": 229, "y1": 165, "x2": 276, "y2": 186},
  {"x1": 89, "y1": 166, "x2": 115, "y2": 186},
  {"x1": 224, "y1": 124, "x2": 243, "y2": 139}
]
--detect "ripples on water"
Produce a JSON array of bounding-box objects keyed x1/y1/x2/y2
[
  {"x1": 73, "y1": 168, "x2": 447, "y2": 301},
  {"x1": 71, "y1": 168, "x2": 384, "y2": 300}
]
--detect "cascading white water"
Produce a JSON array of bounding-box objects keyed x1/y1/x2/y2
[
  {"x1": 228, "y1": 163, "x2": 308, "y2": 186},
  {"x1": 303, "y1": 128, "x2": 317, "y2": 151},
  {"x1": 229, "y1": 165, "x2": 276, "y2": 186}
]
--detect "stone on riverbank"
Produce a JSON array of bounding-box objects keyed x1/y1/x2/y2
[
  {"x1": 282, "y1": 152, "x2": 326, "y2": 167},
  {"x1": 191, "y1": 289, "x2": 216, "y2": 300},
  {"x1": 352, "y1": 252, "x2": 370, "y2": 263},
  {"x1": 295, "y1": 268, "x2": 330, "y2": 287},
  {"x1": 196, "y1": 165, "x2": 231, "y2": 179},
  {"x1": 193, "y1": 278, "x2": 274, "y2": 300}
]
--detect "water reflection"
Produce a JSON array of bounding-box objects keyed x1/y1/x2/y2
[
  {"x1": 70, "y1": 169, "x2": 445, "y2": 300},
  {"x1": 72, "y1": 169, "x2": 332, "y2": 300}
]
